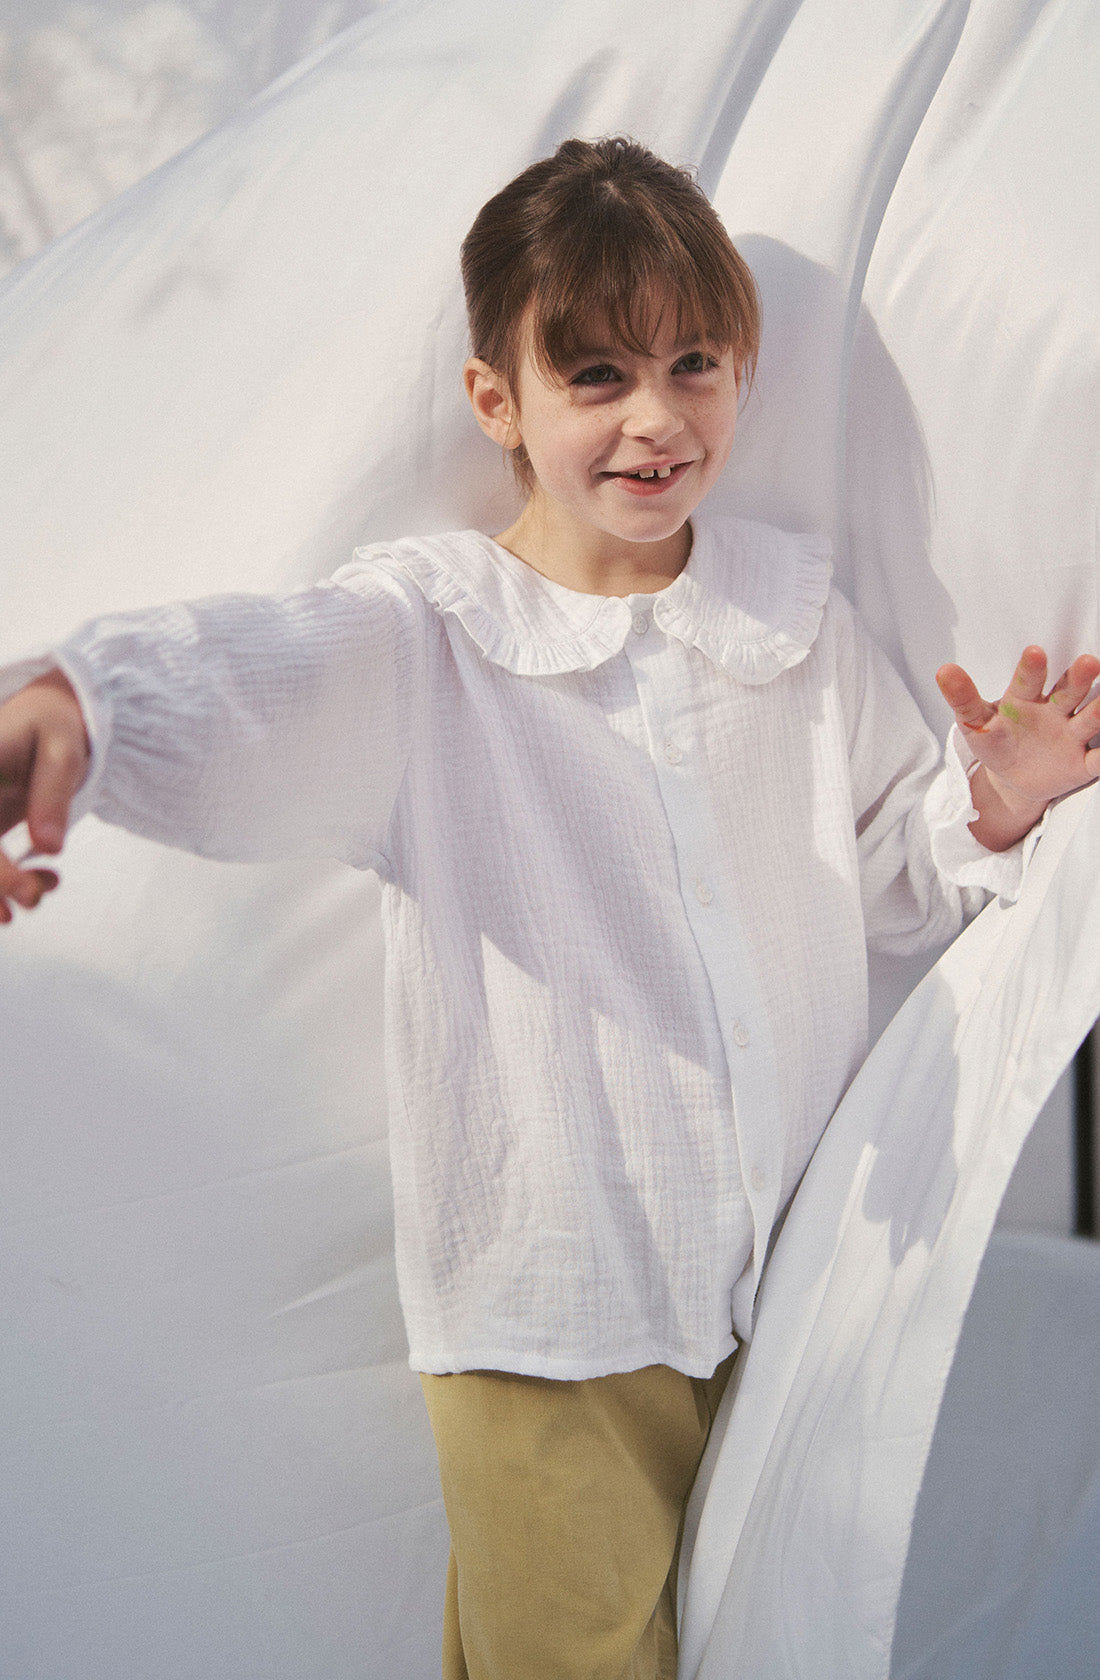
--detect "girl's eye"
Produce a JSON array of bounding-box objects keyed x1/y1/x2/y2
[
  {"x1": 571, "y1": 363, "x2": 620, "y2": 386},
  {"x1": 674, "y1": 350, "x2": 717, "y2": 374}
]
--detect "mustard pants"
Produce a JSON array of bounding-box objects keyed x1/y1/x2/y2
[{"x1": 420, "y1": 1354, "x2": 736, "y2": 1680}]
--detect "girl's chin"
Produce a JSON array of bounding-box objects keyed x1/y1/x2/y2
[
  {"x1": 523, "y1": 479, "x2": 703, "y2": 552},
  {"x1": 593, "y1": 488, "x2": 701, "y2": 541}
]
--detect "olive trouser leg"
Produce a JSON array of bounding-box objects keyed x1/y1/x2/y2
[{"x1": 420, "y1": 1353, "x2": 735, "y2": 1680}]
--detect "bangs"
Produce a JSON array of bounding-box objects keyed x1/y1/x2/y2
[
  {"x1": 528, "y1": 276, "x2": 731, "y2": 378},
  {"x1": 522, "y1": 189, "x2": 753, "y2": 382}
]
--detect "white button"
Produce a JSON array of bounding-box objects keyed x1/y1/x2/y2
[
  {"x1": 732, "y1": 1021, "x2": 750, "y2": 1049},
  {"x1": 750, "y1": 1165, "x2": 766, "y2": 1193},
  {"x1": 694, "y1": 879, "x2": 714, "y2": 906},
  {"x1": 663, "y1": 741, "x2": 682, "y2": 765},
  {"x1": 632, "y1": 613, "x2": 650, "y2": 636}
]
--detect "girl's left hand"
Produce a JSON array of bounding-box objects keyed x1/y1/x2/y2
[{"x1": 936, "y1": 646, "x2": 1100, "y2": 850}]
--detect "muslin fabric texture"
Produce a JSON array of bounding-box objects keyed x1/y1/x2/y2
[{"x1": 13, "y1": 514, "x2": 1027, "y2": 1380}]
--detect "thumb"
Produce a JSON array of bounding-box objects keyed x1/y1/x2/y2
[
  {"x1": 936, "y1": 663, "x2": 994, "y2": 732},
  {"x1": 26, "y1": 729, "x2": 87, "y2": 854}
]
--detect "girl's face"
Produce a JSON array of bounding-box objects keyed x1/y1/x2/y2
[{"x1": 466, "y1": 312, "x2": 740, "y2": 581}]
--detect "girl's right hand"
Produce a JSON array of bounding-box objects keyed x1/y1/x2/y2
[{"x1": 0, "y1": 669, "x2": 90, "y2": 923}]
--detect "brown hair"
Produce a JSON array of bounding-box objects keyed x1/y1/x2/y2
[{"x1": 461, "y1": 136, "x2": 760, "y2": 486}]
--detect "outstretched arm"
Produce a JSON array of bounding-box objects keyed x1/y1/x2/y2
[
  {"x1": 0, "y1": 669, "x2": 90, "y2": 921},
  {"x1": 0, "y1": 574, "x2": 419, "y2": 919},
  {"x1": 937, "y1": 647, "x2": 1100, "y2": 852}
]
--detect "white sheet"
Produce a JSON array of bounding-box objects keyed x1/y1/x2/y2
[
  {"x1": 0, "y1": 2, "x2": 1096, "y2": 1676},
  {"x1": 679, "y1": 776, "x2": 1100, "y2": 1678},
  {"x1": 893, "y1": 1228, "x2": 1100, "y2": 1680}
]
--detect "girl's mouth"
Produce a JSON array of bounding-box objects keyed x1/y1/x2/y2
[{"x1": 603, "y1": 461, "x2": 691, "y2": 496}]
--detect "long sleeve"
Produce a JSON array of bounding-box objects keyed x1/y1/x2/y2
[
  {"x1": 838, "y1": 594, "x2": 1038, "y2": 952},
  {"x1": 50, "y1": 570, "x2": 422, "y2": 869}
]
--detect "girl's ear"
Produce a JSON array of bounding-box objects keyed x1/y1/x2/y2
[{"x1": 464, "y1": 358, "x2": 521, "y2": 449}]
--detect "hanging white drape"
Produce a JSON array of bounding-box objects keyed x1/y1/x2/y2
[{"x1": 1, "y1": 2, "x2": 1096, "y2": 1677}]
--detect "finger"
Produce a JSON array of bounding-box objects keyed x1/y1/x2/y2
[
  {"x1": 0, "y1": 766, "x2": 29, "y2": 839},
  {"x1": 0, "y1": 855, "x2": 41, "y2": 921},
  {"x1": 1005, "y1": 645, "x2": 1048, "y2": 705},
  {"x1": 6, "y1": 868, "x2": 58, "y2": 910},
  {"x1": 936, "y1": 663, "x2": 995, "y2": 731},
  {"x1": 0, "y1": 837, "x2": 59, "y2": 910},
  {"x1": 0, "y1": 850, "x2": 35, "y2": 897},
  {"x1": 1069, "y1": 693, "x2": 1100, "y2": 742},
  {"x1": 0, "y1": 793, "x2": 27, "y2": 840},
  {"x1": 1049, "y1": 653, "x2": 1100, "y2": 714},
  {"x1": 0, "y1": 845, "x2": 25, "y2": 896},
  {"x1": 25, "y1": 731, "x2": 86, "y2": 854}
]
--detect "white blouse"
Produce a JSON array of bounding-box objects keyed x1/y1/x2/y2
[{"x1": 34, "y1": 514, "x2": 1030, "y2": 1379}]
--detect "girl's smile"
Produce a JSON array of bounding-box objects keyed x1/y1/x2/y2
[
  {"x1": 599, "y1": 458, "x2": 695, "y2": 495},
  {"x1": 465, "y1": 318, "x2": 740, "y2": 595}
]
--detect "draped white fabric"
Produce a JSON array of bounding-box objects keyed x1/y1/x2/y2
[
  {"x1": 679, "y1": 780, "x2": 1100, "y2": 1678},
  {"x1": 0, "y1": 2, "x2": 1097, "y2": 1677},
  {"x1": 892, "y1": 1228, "x2": 1100, "y2": 1680}
]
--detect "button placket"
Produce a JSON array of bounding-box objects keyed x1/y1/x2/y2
[{"x1": 625, "y1": 623, "x2": 778, "y2": 1266}]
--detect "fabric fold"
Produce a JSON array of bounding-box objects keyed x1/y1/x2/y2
[{"x1": 679, "y1": 778, "x2": 1100, "y2": 1679}]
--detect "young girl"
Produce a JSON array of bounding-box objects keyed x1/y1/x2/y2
[{"x1": 1, "y1": 137, "x2": 1098, "y2": 1680}]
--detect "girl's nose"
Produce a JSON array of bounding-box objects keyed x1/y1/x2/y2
[{"x1": 623, "y1": 382, "x2": 682, "y2": 444}]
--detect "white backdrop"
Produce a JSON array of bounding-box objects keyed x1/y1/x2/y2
[
  {"x1": 1, "y1": 2, "x2": 1098, "y2": 1677},
  {"x1": 0, "y1": 0, "x2": 386, "y2": 275}
]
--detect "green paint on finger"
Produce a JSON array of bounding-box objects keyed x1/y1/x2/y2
[{"x1": 1000, "y1": 700, "x2": 1022, "y2": 724}]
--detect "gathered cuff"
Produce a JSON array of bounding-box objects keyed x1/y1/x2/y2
[{"x1": 925, "y1": 725, "x2": 1049, "y2": 902}]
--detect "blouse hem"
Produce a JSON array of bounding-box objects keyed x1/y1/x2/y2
[{"x1": 408, "y1": 1333, "x2": 740, "y2": 1381}]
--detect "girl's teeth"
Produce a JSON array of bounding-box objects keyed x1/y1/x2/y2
[{"x1": 632, "y1": 466, "x2": 674, "y2": 480}]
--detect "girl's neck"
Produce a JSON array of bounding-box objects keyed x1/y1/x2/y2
[{"x1": 493, "y1": 501, "x2": 692, "y2": 598}]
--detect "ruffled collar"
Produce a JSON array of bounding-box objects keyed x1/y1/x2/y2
[{"x1": 369, "y1": 513, "x2": 831, "y2": 685}]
